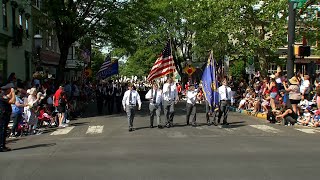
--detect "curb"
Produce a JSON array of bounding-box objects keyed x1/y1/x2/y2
[{"x1": 229, "y1": 107, "x2": 266, "y2": 120}]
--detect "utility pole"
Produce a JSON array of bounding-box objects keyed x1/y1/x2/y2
[{"x1": 287, "y1": 1, "x2": 296, "y2": 79}]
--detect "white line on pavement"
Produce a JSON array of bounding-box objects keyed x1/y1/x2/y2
[
  {"x1": 50, "y1": 126, "x2": 75, "y2": 135},
  {"x1": 86, "y1": 126, "x2": 104, "y2": 134},
  {"x1": 249, "y1": 125, "x2": 281, "y2": 133},
  {"x1": 295, "y1": 128, "x2": 318, "y2": 134}
]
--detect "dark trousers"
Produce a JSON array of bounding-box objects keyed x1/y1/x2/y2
[
  {"x1": 126, "y1": 105, "x2": 135, "y2": 128},
  {"x1": 115, "y1": 96, "x2": 122, "y2": 113},
  {"x1": 218, "y1": 100, "x2": 230, "y2": 123},
  {"x1": 97, "y1": 100, "x2": 103, "y2": 115},
  {"x1": 0, "y1": 113, "x2": 10, "y2": 149},
  {"x1": 11, "y1": 113, "x2": 22, "y2": 135},
  {"x1": 186, "y1": 103, "x2": 196, "y2": 124},
  {"x1": 106, "y1": 97, "x2": 114, "y2": 114},
  {"x1": 163, "y1": 100, "x2": 174, "y2": 125}
]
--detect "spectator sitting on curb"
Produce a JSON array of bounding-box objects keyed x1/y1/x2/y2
[{"x1": 275, "y1": 104, "x2": 298, "y2": 126}]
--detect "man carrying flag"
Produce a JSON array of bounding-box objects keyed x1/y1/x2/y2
[{"x1": 201, "y1": 51, "x2": 219, "y2": 126}]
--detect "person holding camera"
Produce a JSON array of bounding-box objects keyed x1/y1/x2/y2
[{"x1": 0, "y1": 83, "x2": 16, "y2": 152}]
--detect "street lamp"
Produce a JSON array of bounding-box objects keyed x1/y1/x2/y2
[{"x1": 34, "y1": 34, "x2": 43, "y2": 71}]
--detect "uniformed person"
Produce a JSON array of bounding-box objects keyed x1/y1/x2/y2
[
  {"x1": 0, "y1": 83, "x2": 16, "y2": 152},
  {"x1": 145, "y1": 83, "x2": 162, "y2": 128},
  {"x1": 217, "y1": 79, "x2": 232, "y2": 125},
  {"x1": 162, "y1": 77, "x2": 179, "y2": 128},
  {"x1": 122, "y1": 83, "x2": 141, "y2": 132},
  {"x1": 186, "y1": 84, "x2": 198, "y2": 127}
]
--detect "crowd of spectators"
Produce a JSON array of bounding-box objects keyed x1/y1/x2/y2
[{"x1": 233, "y1": 70, "x2": 320, "y2": 127}]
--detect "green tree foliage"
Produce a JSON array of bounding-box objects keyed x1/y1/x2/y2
[
  {"x1": 120, "y1": 0, "x2": 290, "y2": 78},
  {"x1": 40, "y1": 0, "x2": 135, "y2": 84}
]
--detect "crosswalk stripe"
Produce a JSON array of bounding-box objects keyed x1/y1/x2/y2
[
  {"x1": 50, "y1": 126, "x2": 75, "y2": 135},
  {"x1": 295, "y1": 128, "x2": 318, "y2": 134},
  {"x1": 86, "y1": 126, "x2": 104, "y2": 134},
  {"x1": 249, "y1": 125, "x2": 281, "y2": 133}
]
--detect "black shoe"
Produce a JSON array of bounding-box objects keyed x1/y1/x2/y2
[
  {"x1": 129, "y1": 128, "x2": 133, "y2": 132},
  {"x1": 222, "y1": 122, "x2": 229, "y2": 126},
  {"x1": 150, "y1": 125, "x2": 154, "y2": 128},
  {"x1": 158, "y1": 125, "x2": 163, "y2": 129},
  {"x1": 166, "y1": 124, "x2": 171, "y2": 128},
  {"x1": 207, "y1": 121, "x2": 211, "y2": 126},
  {"x1": 0, "y1": 147, "x2": 12, "y2": 152}
]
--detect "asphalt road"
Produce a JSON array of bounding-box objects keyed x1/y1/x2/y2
[{"x1": 1, "y1": 102, "x2": 320, "y2": 180}]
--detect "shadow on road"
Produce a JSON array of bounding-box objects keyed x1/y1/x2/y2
[{"x1": 13, "y1": 143, "x2": 56, "y2": 151}]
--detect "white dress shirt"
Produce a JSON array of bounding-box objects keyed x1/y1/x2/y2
[
  {"x1": 145, "y1": 88, "x2": 162, "y2": 105},
  {"x1": 218, "y1": 85, "x2": 232, "y2": 101},
  {"x1": 162, "y1": 83, "x2": 178, "y2": 101},
  {"x1": 186, "y1": 89, "x2": 198, "y2": 105},
  {"x1": 122, "y1": 90, "x2": 142, "y2": 108}
]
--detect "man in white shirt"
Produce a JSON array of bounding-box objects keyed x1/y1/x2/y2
[
  {"x1": 186, "y1": 84, "x2": 198, "y2": 127},
  {"x1": 145, "y1": 83, "x2": 163, "y2": 128},
  {"x1": 217, "y1": 79, "x2": 232, "y2": 125},
  {"x1": 162, "y1": 77, "x2": 179, "y2": 128},
  {"x1": 122, "y1": 83, "x2": 142, "y2": 132}
]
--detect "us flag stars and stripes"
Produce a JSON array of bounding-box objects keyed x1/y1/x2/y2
[{"x1": 147, "y1": 40, "x2": 176, "y2": 82}]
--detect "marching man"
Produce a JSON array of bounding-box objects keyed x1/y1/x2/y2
[
  {"x1": 186, "y1": 84, "x2": 198, "y2": 127},
  {"x1": 122, "y1": 83, "x2": 141, "y2": 132},
  {"x1": 162, "y1": 77, "x2": 179, "y2": 128},
  {"x1": 145, "y1": 83, "x2": 163, "y2": 128},
  {"x1": 217, "y1": 79, "x2": 232, "y2": 125}
]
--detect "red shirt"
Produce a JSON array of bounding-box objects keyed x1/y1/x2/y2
[{"x1": 54, "y1": 88, "x2": 62, "y2": 107}]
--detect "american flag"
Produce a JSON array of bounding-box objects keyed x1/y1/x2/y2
[
  {"x1": 97, "y1": 56, "x2": 112, "y2": 78},
  {"x1": 147, "y1": 40, "x2": 176, "y2": 81}
]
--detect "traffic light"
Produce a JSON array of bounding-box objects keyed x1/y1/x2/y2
[{"x1": 294, "y1": 45, "x2": 311, "y2": 57}]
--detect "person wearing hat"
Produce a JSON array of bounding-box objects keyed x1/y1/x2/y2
[
  {"x1": 145, "y1": 83, "x2": 163, "y2": 128},
  {"x1": 122, "y1": 83, "x2": 141, "y2": 132},
  {"x1": 217, "y1": 79, "x2": 232, "y2": 125},
  {"x1": 0, "y1": 83, "x2": 16, "y2": 152},
  {"x1": 162, "y1": 77, "x2": 179, "y2": 128},
  {"x1": 283, "y1": 76, "x2": 301, "y2": 114},
  {"x1": 186, "y1": 84, "x2": 199, "y2": 127}
]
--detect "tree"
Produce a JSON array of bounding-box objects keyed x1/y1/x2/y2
[{"x1": 42, "y1": 0, "x2": 134, "y2": 84}]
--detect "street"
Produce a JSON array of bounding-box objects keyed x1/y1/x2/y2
[{"x1": 1, "y1": 102, "x2": 320, "y2": 180}]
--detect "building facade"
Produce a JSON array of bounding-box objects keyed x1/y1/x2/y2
[
  {"x1": 0, "y1": 0, "x2": 32, "y2": 82},
  {"x1": 31, "y1": 0, "x2": 60, "y2": 78}
]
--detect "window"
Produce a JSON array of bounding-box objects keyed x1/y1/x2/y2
[
  {"x1": 2, "y1": 1, "x2": 7, "y2": 28},
  {"x1": 48, "y1": 30, "x2": 52, "y2": 48},
  {"x1": 19, "y1": 13, "x2": 22, "y2": 26},
  {"x1": 25, "y1": 19, "x2": 29, "y2": 38},
  {"x1": 35, "y1": 0, "x2": 41, "y2": 9}
]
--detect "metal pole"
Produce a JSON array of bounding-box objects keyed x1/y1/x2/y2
[{"x1": 287, "y1": 1, "x2": 296, "y2": 79}]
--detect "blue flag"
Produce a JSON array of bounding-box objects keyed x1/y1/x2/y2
[
  {"x1": 97, "y1": 56, "x2": 119, "y2": 79},
  {"x1": 201, "y1": 51, "x2": 219, "y2": 108}
]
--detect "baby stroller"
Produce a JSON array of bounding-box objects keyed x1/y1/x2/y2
[
  {"x1": 17, "y1": 120, "x2": 29, "y2": 137},
  {"x1": 37, "y1": 105, "x2": 55, "y2": 128}
]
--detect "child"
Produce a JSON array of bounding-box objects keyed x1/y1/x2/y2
[
  {"x1": 297, "y1": 106, "x2": 313, "y2": 126},
  {"x1": 311, "y1": 109, "x2": 320, "y2": 127}
]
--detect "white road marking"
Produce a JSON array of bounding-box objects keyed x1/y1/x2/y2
[
  {"x1": 86, "y1": 126, "x2": 104, "y2": 134},
  {"x1": 249, "y1": 125, "x2": 281, "y2": 133},
  {"x1": 50, "y1": 126, "x2": 75, "y2": 135},
  {"x1": 295, "y1": 128, "x2": 318, "y2": 134}
]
